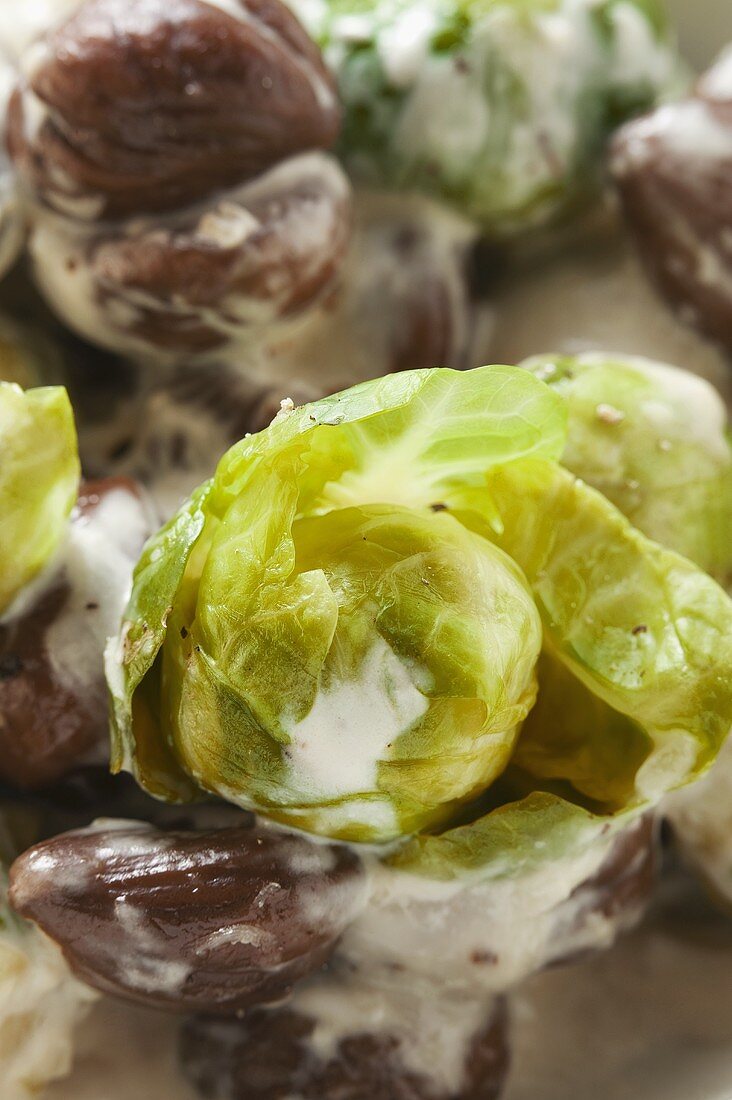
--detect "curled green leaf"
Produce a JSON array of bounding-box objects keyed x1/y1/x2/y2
[{"x1": 0, "y1": 384, "x2": 79, "y2": 614}]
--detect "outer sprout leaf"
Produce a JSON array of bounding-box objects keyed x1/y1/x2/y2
[
  {"x1": 524, "y1": 352, "x2": 732, "y2": 586},
  {"x1": 389, "y1": 790, "x2": 625, "y2": 881},
  {"x1": 107, "y1": 481, "x2": 212, "y2": 800},
  {"x1": 484, "y1": 458, "x2": 732, "y2": 797},
  {"x1": 0, "y1": 384, "x2": 79, "y2": 614}
]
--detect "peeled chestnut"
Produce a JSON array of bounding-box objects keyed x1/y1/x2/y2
[
  {"x1": 7, "y1": 0, "x2": 352, "y2": 362},
  {"x1": 41, "y1": 151, "x2": 352, "y2": 357},
  {"x1": 9, "y1": 818, "x2": 367, "y2": 1014},
  {"x1": 611, "y1": 48, "x2": 732, "y2": 351},
  {"x1": 8, "y1": 0, "x2": 340, "y2": 219},
  {"x1": 0, "y1": 477, "x2": 154, "y2": 790},
  {"x1": 180, "y1": 996, "x2": 509, "y2": 1100}
]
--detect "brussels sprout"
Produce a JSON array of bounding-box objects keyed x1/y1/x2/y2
[
  {"x1": 523, "y1": 352, "x2": 732, "y2": 587},
  {"x1": 0, "y1": 383, "x2": 80, "y2": 614},
  {"x1": 109, "y1": 365, "x2": 732, "y2": 855},
  {"x1": 293, "y1": 0, "x2": 683, "y2": 234},
  {"x1": 109, "y1": 367, "x2": 561, "y2": 840}
]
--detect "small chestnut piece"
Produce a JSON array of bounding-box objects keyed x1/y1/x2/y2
[
  {"x1": 63, "y1": 152, "x2": 352, "y2": 356},
  {"x1": 180, "y1": 997, "x2": 509, "y2": 1100},
  {"x1": 550, "y1": 815, "x2": 658, "y2": 967},
  {"x1": 0, "y1": 477, "x2": 154, "y2": 790}
]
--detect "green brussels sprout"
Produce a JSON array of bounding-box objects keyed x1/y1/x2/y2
[
  {"x1": 0, "y1": 383, "x2": 79, "y2": 614},
  {"x1": 523, "y1": 352, "x2": 732, "y2": 588},
  {"x1": 108, "y1": 366, "x2": 732, "y2": 855},
  {"x1": 292, "y1": 0, "x2": 683, "y2": 234}
]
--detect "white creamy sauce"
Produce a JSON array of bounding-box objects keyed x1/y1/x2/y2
[
  {"x1": 487, "y1": 215, "x2": 732, "y2": 409},
  {"x1": 26, "y1": 212, "x2": 153, "y2": 361},
  {"x1": 45, "y1": 999, "x2": 198, "y2": 1100},
  {"x1": 0, "y1": 914, "x2": 96, "y2": 1100},
  {"x1": 613, "y1": 99, "x2": 732, "y2": 168},
  {"x1": 0, "y1": 0, "x2": 80, "y2": 61},
  {"x1": 283, "y1": 635, "x2": 428, "y2": 803},
  {"x1": 293, "y1": 969, "x2": 495, "y2": 1095},
  {"x1": 112, "y1": 899, "x2": 192, "y2": 997},
  {"x1": 339, "y1": 825, "x2": 635, "y2": 998},
  {"x1": 505, "y1": 871, "x2": 732, "y2": 1100},
  {"x1": 44, "y1": 488, "x2": 153, "y2": 710},
  {"x1": 262, "y1": 188, "x2": 485, "y2": 391},
  {"x1": 376, "y1": 6, "x2": 439, "y2": 88},
  {"x1": 42, "y1": 870, "x2": 732, "y2": 1100}
]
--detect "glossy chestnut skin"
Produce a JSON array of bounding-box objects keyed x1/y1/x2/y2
[
  {"x1": 9, "y1": 818, "x2": 366, "y2": 1015},
  {"x1": 0, "y1": 477, "x2": 152, "y2": 790},
  {"x1": 180, "y1": 998, "x2": 509, "y2": 1100},
  {"x1": 8, "y1": 0, "x2": 339, "y2": 219},
  {"x1": 0, "y1": 581, "x2": 94, "y2": 790},
  {"x1": 611, "y1": 50, "x2": 732, "y2": 351}
]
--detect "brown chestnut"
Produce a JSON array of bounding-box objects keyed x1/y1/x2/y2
[
  {"x1": 0, "y1": 477, "x2": 154, "y2": 789},
  {"x1": 8, "y1": 0, "x2": 340, "y2": 219},
  {"x1": 611, "y1": 49, "x2": 732, "y2": 351},
  {"x1": 30, "y1": 152, "x2": 352, "y2": 357},
  {"x1": 180, "y1": 994, "x2": 509, "y2": 1100},
  {"x1": 9, "y1": 818, "x2": 367, "y2": 1014}
]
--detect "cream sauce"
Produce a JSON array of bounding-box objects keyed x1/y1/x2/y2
[
  {"x1": 292, "y1": 971, "x2": 495, "y2": 1095},
  {"x1": 42, "y1": 869, "x2": 732, "y2": 1100},
  {"x1": 44, "y1": 488, "x2": 155, "y2": 707},
  {"x1": 0, "y1": 916, "x2": 96, "y2": 1100},
  {"x1": 486, "y1": 215, "x2": 732, "y2": 408},
  {"x1": 0, "y1": 0, "x2": 80, "y2": 61},
  {"x1": 339, "y1": 826, "x2": 635, "y2": 998},
  {"x1": 283, "y1": 636, "x2": 428, "y2": 806},
  {"x1": 505, "y1": 871, "x2": 732, "y2": 1100},
  {"x1": 44, "y1": 999, "x2": 197, "y2": 1100}
]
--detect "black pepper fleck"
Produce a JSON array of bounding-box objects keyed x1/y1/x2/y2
[{"x1": 471, "y1": 949, "x2": 498, "y2": 966}]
